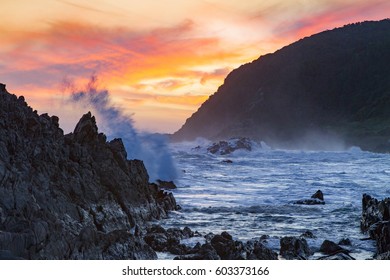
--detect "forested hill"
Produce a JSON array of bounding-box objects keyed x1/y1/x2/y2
[{"x1": 173, "y1": 20, "x2": 390, "y2": 152}]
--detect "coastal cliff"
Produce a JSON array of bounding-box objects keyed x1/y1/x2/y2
[{"x1": 0, "y1": 84, "x2": 177, "y2": 259}]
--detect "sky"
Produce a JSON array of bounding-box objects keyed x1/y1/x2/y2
[{"x1": 1, "y1": 0, "x2": 389, "y2": 133}]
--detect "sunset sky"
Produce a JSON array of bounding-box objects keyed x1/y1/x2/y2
[{"x1": 1, "y1": 0, "x2": 389, "y2": 133}]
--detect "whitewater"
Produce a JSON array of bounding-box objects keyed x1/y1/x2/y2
[{"x1": 157, "y1": 139, "x2": 390, "y2": 259}]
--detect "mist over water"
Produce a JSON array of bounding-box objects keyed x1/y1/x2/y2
[{"x1": 64, "y1": 76, "x2": 177, "y2": 182}]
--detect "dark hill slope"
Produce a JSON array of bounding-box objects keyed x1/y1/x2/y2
[{"x1": 173, "y1": 20, "x2": 390, "y2": 151}]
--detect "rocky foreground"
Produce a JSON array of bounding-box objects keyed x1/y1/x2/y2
[{"x1": 0, "y1": 84, "x2": 177, "y2": 259}]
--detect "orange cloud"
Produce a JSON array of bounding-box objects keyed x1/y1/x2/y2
[{"x1": 273, "y1": 0, "x2": 390, "y2": 40}]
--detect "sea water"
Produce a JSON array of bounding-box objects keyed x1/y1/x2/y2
[{"x1": 157, "y1": 140, "x2": 390, "y2": 259}]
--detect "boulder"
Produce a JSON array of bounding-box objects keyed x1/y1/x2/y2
[
  {"x1": 294, "y1": 190, "x2": 325, "y2": 205},
  {"x1": 280, "y1": 236, "x2": 312, "y2": 260},
  {"x1": 319, "y1": 240, "x2": 350, "y2": 255},
  {"x1": 207, "y1": 137, "x2": 252, "y2": 155}
]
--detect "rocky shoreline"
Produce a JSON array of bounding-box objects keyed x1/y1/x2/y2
[
  {"x1": 143, "y1": 192, "x2": 390, "y2": 260},
  {"x1": 0, "y1": 84, "x2": 177, "y2": 259},
  {"x1": 1, "y1": 83, "x2": 389, "y2": 260}
]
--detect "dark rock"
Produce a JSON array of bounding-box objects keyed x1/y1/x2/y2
[
  {"x1": 207, "y1": 138, "x2": 252, "y2": 155},
  {"x1": 204, "y1": 232, "x2": 215, "y2": 242},
  {"x1": 319, "y1": 240, "x2": 350, "y2": 255},
  {"x1": 210, "y1": 232, "x2": 245, "y2": 260},
  {"x1": 73, "y1": 112, "x2": 98, "y2": 144},
  {"x1": 0, "y1": 250, "x2": 24, "y2": 260},
  {"x1": 294, "y1": 190, "x2": 325, "y2": 205},
  {"x1": 300, "y1": 230, "x2": 316, "y2": 239},
  {"x1": 318, "y1": 252, "x2": 355, "y2": 260},
  {"x1": 247, "y1": 241, "x2": 278, "y2": 260},
  {"x1": 280, "y1": 236, "x2": 312, "y2": 260},
  {"x1": 175, "y1": 232, "x2": 277, "y2": 260},
  {"x1": 222, "y1": 159, "x2": 233, "y2": 164},
  {"x1": 338, "y1": 238, "x2": 352, "y2": 246},
  {"x1": 361, "y1": 194, "x2": 390, "y2": 257},
  {"x1": 361, "y1": 194, "x2": 390, "y2": 231},
  {"x1": 311, "y1": 190, "x2": 324, "y2": 201},
  {"x1": 144, "y1": 226, "x2": 195, "y2": 255},
  {"x1": 156, "y1": 180, "x2": 177, "y2": 190},
  {"x1": 0, "y1": 83, "x2": 6, "y2": 92},
  {"x1": 376, "y1": 251, "x2": 390, "y2": 260},
  {"x1": 294, "y1": 198, "x2": 325, "y2": 205},
  {"x1": 174, "y1": 243, "x2": 220, "y2": 260},
  {"x1": 0, "y1": 88, "x2": 178, "y2": 259}
]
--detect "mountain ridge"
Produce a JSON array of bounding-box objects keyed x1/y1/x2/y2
[{"x1": 173, "y1": 19, "x2": 390, "y2": 152}]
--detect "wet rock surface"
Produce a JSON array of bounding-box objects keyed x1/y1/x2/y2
[
  {"x1": 207, "y1": 138, "x2": 252, "y2": 155},
  {"x1": 294, "y1": 190, "x2": 325, "y2": 205},
  {"x1": 148, "y1": 228, "x2": 278, "y2": 260},
  {"x1": 361, "y1": 194, "x2": 390, "y2": 257},
  {"x1": 0, "y1": 85, "x2": 177, "y2": 259},
  {"x1": 280, "y1": 236, "x2": 312, "y2": 260}
]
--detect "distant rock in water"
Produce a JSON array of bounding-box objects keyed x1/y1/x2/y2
[
  {"x1": 207, "y1": 137, "x2": 252, "y2": 155},
  {"x1": 0, "y1": 84, "x2": 177, "y2": 259},
  {"x1": 172, "y1": 20, "x2": 390, "y2": 153},
  {"x1": 294, "y1": 190, "x2": 325, "y2": 205}
]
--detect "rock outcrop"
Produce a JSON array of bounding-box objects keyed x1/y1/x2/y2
[
  {"x1": 294, "y1": 190, "x2": 325, "y2": 205},
  {"x1": 207, "y1": 137, "x2": 252, "y2": 155},
  {"x1": 0, "y1": 84, "x2": 177, "y2": 259},
  {"x1": 361, "y1": 194, "x2": 390, "y2": 258},
  {"x1": 279, "y1": 236, "x2": 312, "y2": 260}
]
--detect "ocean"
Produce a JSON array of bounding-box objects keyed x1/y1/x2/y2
[{"x1": 156, "y1": 139, "x2": 390, "y2": 259}]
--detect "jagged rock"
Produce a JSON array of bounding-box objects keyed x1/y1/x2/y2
[
  {"x1": 210, "y1": 231, "x2": 245, "y2": 260},
  {"x1": 247, "y1": 241, "x2": 278, "y2": 260},
  {"x1": 144, "y1": 226, "x2": 194, "y2": 255},
  {"x1": 207, "y1": 138, "x2": 252, "y2": 155},
  {"x1": 361, "y1": 194, "x2": 390, "y2": 231},
  {"x1": 319, "y1": 240, "x2": 350, "y2": 255},
  {"x1": 174, "y1": 243, "x2": 220, "y2": 260},
  {"x1": 294, "y1": 190, "x2": 325, "y2": 205},
  {"x1": 0, "y1": 87, "x2": 177, "y2": 259},
  {"x1": 280, "y1": 236, "x2": 312, "y2": 260},
  {"x1": 311, "y1": 190, "x2": 324, "y2": 201},
  {"x1": 73, "y1": 112, "x2": 99, "y2": 144},
  {"x1": 172, "y1": 230, "x2": 277, "y2": 260},
  {"x1": 361, "y1": 194, "x2": 390, "y2": 257}
]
